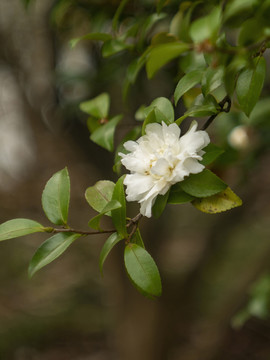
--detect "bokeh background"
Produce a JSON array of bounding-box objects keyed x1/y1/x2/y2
[{"x1": 1, "y1": 1, "x2": 270, "y2": 359}]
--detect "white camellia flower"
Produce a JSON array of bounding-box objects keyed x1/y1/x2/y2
[{"x1": 120, "y1": 121, "x2": 210, "y2": 218}]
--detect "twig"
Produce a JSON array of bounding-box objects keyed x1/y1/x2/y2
[{"x1": 201, "y1": 95, "x2": 231, "y2": 130}]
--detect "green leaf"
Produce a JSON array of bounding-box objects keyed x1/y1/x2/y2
[
  {"x1": 88, "y1": 200, "x2": 122, "y2": 230},
  {"x1": 99, "y1": 232, "x2": 123, "y2": 275},
  {"x1": 80, "y1": 93, "x2": 110, "y2": 119},
  {"x1": 174, "y1": 70, "x2": 204, "y2": 105},
  {"x1": 223, "y1": 0, "x2": 258, "y2": 23},
  {"x1": 144, "y1": 97, "x2": 174, "y2": 123},
  {"x1": 131, "y1": 228, "x2": 145, "y2": 249},
  {"x1": 201, "y1": 143, "x2": 224, "y2": 166},
  {"x1": 111, "y1": 176, "x2": 128, "y2": 238},
  {"x1": 114, "y1": 126, "x2": 141, "y2": 174},
  {"x1": 201, "y1": 66, "x2": 224, "y2": 96},
  {"x1": 236, "y1": 57, "x2": 266, "y2": 117},
  {"x1": 146, "y1": 41, "x2": 190, "y2": 78},
  {"x1": 190, "y1": 6, "x2": 221, "y2": 43},
  {"x1": 90, "y1": 115, "x2": 122, "y2": 152},
  {"x1": 85, "y1": 180, "x2": 115, "y2": 213},
  {"x1": 28, "y1": 232, "x2": 81, "y2": 277},
  {"x1": 180, "y1": 169, "x2": 227, "y2": 198},
  {"x1": 192, "y1": 187, "x2": 242, "y2": 213},
  {"x1": 124, "y1": 243, "x2": 162, "y2": 297},
  {"x1": 152, "y1": 191, "x2": 169, "y2": 218},
  {"x1": 0, "y1": 219, "x2": 45, "y2": 241},
  {"x1": 157, "y1": 0, "x2": 168, "y2": 13},
  {"x1": 70, "y1": 33, "x2": 112, "y2": 48},
  {"x1": 167, "y1": 185, "x2": 194, "y2": 204},
  {"x1": 42, "y1": 168, "x2": 70, "y2": 225},
  {"x1": 142, "y1": 109, "x2": 158, "y2": 135},
  {"x1": 102, "y1": 39, "x2": 131, "y2": 57},
  {"x1": 175, "y1": 103, "x2": 218, "y2": 125},
  {"x1": 112, "y1": 0, "x2": 130, "y2": 31}
]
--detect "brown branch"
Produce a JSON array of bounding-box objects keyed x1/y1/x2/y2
[{"x1": 201, "y1": 95, "x2": 231, "y2": 131}]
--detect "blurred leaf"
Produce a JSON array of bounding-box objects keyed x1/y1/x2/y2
[
  {"x1": 238, "y1": 18, "x2": 265, "y2": 46},
  {"x1": 201, "y1": 143, "x2": 224, "y2": 166},
  {"x1": 124, "y1": 243, "x2": 162, "y2": 297},
  {"x1": 190, "y1": 6, "x2": 221, "y2": 43},
  {"x1": 42, "y1": 168, "x2": 70, "y2": 225},
  {"x1": 201, "y1": 66, "x2": 224, "y2": 96},
  {"x1": 168, "y1": 185, "x2": 194, "y2": 204},
  {"x1": 248, "y1": 97, "x2": 270, "y2": 126},
  {"x1": 28, "y1": 232, "x2": 81, "y2": 277},
  {"x1": 102, "y1": 39, "x2": 132, "y2": 57},
  {"x1": 114, "y1": 126, "x2": 141, "y2": 174},
  {"x1": 99, "y1": 232, "x2": 123, "y2": 275},
  {"x1": 112, "y1": 0, "x2": 130, "y2": 31},
  {"x1": 152, "y1": 190, "x2": 170, "y2": 218},
  {"x1": 236, "y1": 57, "x2": 266, "y2": 117},
  {"x1": 87, "y1": 117, "x2": 101, "y2": 134},
  {"x1": 131, "y1": 228, "x2": 145, "y2": 248},
  {"x1": 176, "y1": 103, "x2": 218, "y2": 125},
  {"x1": 80, "y1": 93, "x2": 110, "y2": 119},
  {"x1": 0, "y1": 219, "x2": 45, "y2": 241},
  {"x1": 157, "y1": 0, "x2": 169, "y2": 13},
  {"x1": 180, "y1": 169, "x2": 227, "y2": 198},
  {"x1": 139, "y1": 13, "x2": 167, "y2": 46},
  {"x1": 142, "y1": 109, "x2": 157, "y2": 135},
  {"x1": 90, "y1": 115, "x2": 122, "y2": 152},
  {"x1": 223, "y1": 0, "x2": 258, "y2": 23},
  {"x1": 85, "y1": 180, "x2": 115, "y2": 213},
  {"x1": 70, "y1": 33, "x2": 112, "y2": 48},
  {"x1": 174, "y1": 70, "x2": 204, "y2": 105},
  {"x1": 193, "y1": 187, "x2": 242, "y2": 213},
  {"x1": 88, "y1": 200, "x2": 122, "y2": 230},
  {"x1": 146, "y1": 41, "x2": 190, "y2": 78},
  {"x1": 151, "y1": 32, "x2": 177, "y2": 45},
  {"x1": 111, "y1": 176, "x2": 128, "y2": 238}
]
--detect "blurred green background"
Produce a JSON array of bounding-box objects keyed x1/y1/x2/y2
[{"x1": 1, "y1": 1, "x2": 270, "y2": 359}]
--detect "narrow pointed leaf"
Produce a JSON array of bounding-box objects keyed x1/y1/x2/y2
[
  {"x1": 124, "y1": 243, "x2": 162, "y2": 297},
  {"x1": 85, "y1": 180, "x2": 115, "y2": 213},
  {"x1": 42, "y1": 168, "x2": 70, "y2": 225},
  {"x1": 0, "y1": 219, "x2": 45, "y2": 241},
  {"x1": 180, "y1": 169, "x2": 227, "y2": 198},
  {"x1": 28, "y1": 232, "x2": 81, "y2": 277},
  {"x1": 90, "y1": 115, "x2": 122, "y2": 152},
  {"x1": 174, "y1": 70, "x2": 204, "y2": 105},
  {"x1": 99, "y1": 232, "x2": 123, "y2": 275},
  {"x1": 236, "y1": 57, "x2": 266, "y2": 117},
  {"x1": 111, "y1": 176, "x2": 128, "y2": 238},
  {"x1": 88, "y1": 200, "x2": 122, "y2": 230},
  {"x1": 192, "y1": 187, "x2": 242, "y2": 213}
]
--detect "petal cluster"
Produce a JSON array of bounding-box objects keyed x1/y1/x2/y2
[{"x1": 120, "y1": 122, "x2": 210, "y2": 217}]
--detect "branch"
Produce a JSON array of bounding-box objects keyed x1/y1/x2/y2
[{"x1": 201, "y1": 95, "x2": 231, "y2": 131}]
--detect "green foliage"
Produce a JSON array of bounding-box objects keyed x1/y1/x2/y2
[
  {"x1": 88, "y1": 200, "x2": 122, "y2": 231},
  {"x1": 42, "y1": 167, "x2": 70, "y2": 225},
  {"x1": 124, "y1": 243, "x2": 162, "y2": 298},
  {"x1": 174, "y1": 70, "x2": 204, "y2": 105},
  {"x1": 111, "y1": 176, "x2": 128, "y2": 238},
  {"x1": 90, "y1": 115, "x2": 122, "y2": 152},
  {"x1": 80, "y1": 93, "x2": 110, "y2": 119},
  {"x1": 236, "y1": 57, "x2": 266, "y2": 117},
  {"x1": 0, "y1": 219, "x2": 45, "y2": 241},
  {"x1": 85, "y1": 180, "x2": 115, "y2": 213},
  {"x1": 99, "y1": 232, "x2": 124, "y2": 275},
  {"x1": 28, "y1": 232, "x2": 81, "y2": 277}
]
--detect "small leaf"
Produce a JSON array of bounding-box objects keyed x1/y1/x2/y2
[
  {"x1": 102, "y1": 39, "x2": 131, "y2": 57},
  {"x1": 42, "y1": 168, "x2": 70, "y2": 225},
  {"x1": 201, "y1": 66, "x2": 224, "y2": 96},
  {"x1": 180, "y1": 169, "x2": 227, "y2": 198},
  {"x1": 175, "y1": 103, "x2": 218, "y2": 125},
  {"x1": 90, "y1": 115, "x2": 122, "y2": 152},
  {"x1": 99, "y1": 232, "x2": 123, "y2": 275},
  {"x1": 236, "y1": 57, "x2": 266, "y2": 117},
  {"x1": 201, "y1": 143, "x2": 224, "y2": 166},
  {"x1": 85, "y1": 180, "x2": 115, "y2": 213},
  {"x1": 144, "y1": 97, "x2": 174, "y2": 123},
  {"x1": 88, "y1": 200, "x2": 122, "y2": 230},
  {"x1": 167, "y1": 185, "x2": 194, "y2": 204},
  {"x1": 174, "y1": 70, "x2": 204, "y2": 105},
  {"x1": 124, "y1": 243, "x2": 162, "y2": 297},
  {"x1": 0, "y1": 219, "x2": 45, "y2": 241},
  {"x1": 80, "y1": 93, "x2": 110, "y2": 119},
  {"x1": 190, "y1": 6, "x2": 221, "y2": 43},
  {"x1": 131, "y1": 228, "x2": 145, "y2": 249},
  {"x1": 146, "y1": 41, "x2": 190, "y2": 78},
  {"x1": 28, "y1": 232, "x2": 81, "y2": 277},
  {"x1": 70, "y1": 33, "x2": 112, "y2": 48},
  {"x1": 111, "y1": 176, "x2": 128, "y2": 238},
  {"x1": 152, "y1": 190, "x2": 170, "y2": 218},
  {"x1": 192, "y1": 187, "x2": 242, "y2": 213}
]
